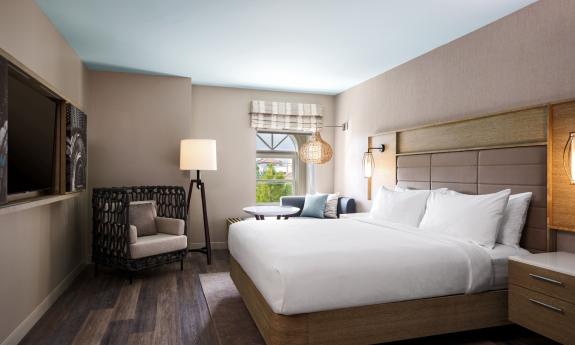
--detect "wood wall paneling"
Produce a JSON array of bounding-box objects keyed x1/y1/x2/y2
[
  {"x1": 396, "y1": 107, "x2": 548, "y2": 154},
  {"x1": 368, "y1": 105, "x2": 548, "y2": 202},
  {"x1": 367, "y1": 132, "x2": 396, "y2": 200},
  {"x1": 549, "y1": 101, "x2": 575, "y2": 232}
]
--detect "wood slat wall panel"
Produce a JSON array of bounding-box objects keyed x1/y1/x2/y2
[
  {"x1": 549, "y1": 101, "x2": 575, "y2": 232},
  {"x1": 397, "y1": 107, "x2": 548, "y2": 154}
]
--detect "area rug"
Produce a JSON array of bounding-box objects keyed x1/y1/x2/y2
[{"x1": 199, "y1": 272, "x2": 265, "y2": 345}]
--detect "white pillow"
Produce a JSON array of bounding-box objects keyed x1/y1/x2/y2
[
  {"x1": 419, "y1": 189, "x2": 511, "y2": 249},
  {"x1": 395, "y1": 185, "x2": 449, "y2": 193},
  {"x1": 497, "y1": 192, "x2": 532, "y2": 248},
  {"x1": 394, "y1": 185, "x2": 412, "y2": 192},
  {"x1": 322, "y1": 192, "x2": 340, "y2": 219},
  {"x1": 370, "y1": 187, "x2": 431, "y2": 227}
]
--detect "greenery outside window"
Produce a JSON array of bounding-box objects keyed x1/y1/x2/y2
[{"x1": 256, "y1": 132, "x2": 306, "y2": 204}]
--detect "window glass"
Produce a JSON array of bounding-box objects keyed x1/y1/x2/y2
[
  {"x1": 256, "y1": 157, "x2": 294, "y2": 203},
  {"x1": 256, "y1": 132, "x2": 298, "y2": 204},
  {"x1": 257, "y1": 133, "x2": 272, "y2": 149},
  {"x1": 256, "y1": 133, "x2": 296, "y2": 151},
  {"x1": 274, "y1": 136, "x2": 296, "y2": 151},
  {"x1": 256, "y1": 136, "x2": 268, "y2": 151}
]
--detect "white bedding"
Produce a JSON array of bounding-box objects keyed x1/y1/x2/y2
[
  {"x1": 228, "y1": 217, "x2": 524, "y2": 315},
  {"x1": 489, "y1": 244, "x2": 529, "y2": 289}
]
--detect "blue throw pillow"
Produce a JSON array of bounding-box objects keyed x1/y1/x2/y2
[{"x1": 300, "y1": 194, "x2": 329, "y2": 218}]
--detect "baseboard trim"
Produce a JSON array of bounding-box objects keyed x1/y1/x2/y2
[
  {"x1": 189, "y1": 241, "x2": 227, "y2": 250},
  {"x1": 1, "y1": 262, "x2": 86, "y2": 345}
]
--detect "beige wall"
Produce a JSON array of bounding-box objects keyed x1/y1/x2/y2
[
  {"x1": 87, "y1": 71, "x2": 192, "y2": 190},
  {"x1": 0, "y1": 199, "x2": 85, "y2": 344},
  {"x1": 190, "y1": 86, "x2": 335, "y2": 246},
  {"x1": 0, "y1": 0, "x2": 87, "y2": 344},
  {"x1": 0, "y1": 0, "x2": 86, "y2": 109},
  {"x1": 334, "y1": 0, "x2": 575, "y2": 211}
]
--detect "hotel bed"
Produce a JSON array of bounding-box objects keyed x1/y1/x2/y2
[
  {"x1": 229, "y1": 217, "x2": 528, "y2": 315},
  {"x1": 229, "y1": 108, "x2": 549, "y2": 345}
]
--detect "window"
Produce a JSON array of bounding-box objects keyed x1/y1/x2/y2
[{"x1": 256, "y1": 132, "x2": 303, "y2": 204}]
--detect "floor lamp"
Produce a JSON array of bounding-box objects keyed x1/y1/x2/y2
[{"x1": 180, "y1": 139, "x2": 217, "y2": 265}]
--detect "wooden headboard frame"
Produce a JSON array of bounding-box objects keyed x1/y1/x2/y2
[{"x1": 367, "y1": 105, "x2": 549, "y2": 252}]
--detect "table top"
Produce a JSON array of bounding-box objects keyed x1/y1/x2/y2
[
  {"x1": 242, "y1": 205, "x2": 300, "y2": 216},
  {"x1": 510, "y1": 251, "x2": 575, "y2": 277}
]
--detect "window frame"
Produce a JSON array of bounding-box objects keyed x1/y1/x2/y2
[{"x1": 256, "y1": 132, "x2": 300, "y2": 205}]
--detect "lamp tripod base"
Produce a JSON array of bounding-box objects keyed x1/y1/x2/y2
[{"x1": 186, "y1": 170, "x2": 212, "y2": 265}]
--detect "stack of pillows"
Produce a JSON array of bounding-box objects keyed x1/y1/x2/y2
[
  {"x1": 370, "y1": 186, "x2": 532, "y2": 249},
  {"x1": 300, "y1": 193, "x2": 340, "y2": 219}
]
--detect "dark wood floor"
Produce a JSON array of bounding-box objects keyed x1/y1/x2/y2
[{"x1": 20, "y1": 250, "x2": 557, "y2": 345}]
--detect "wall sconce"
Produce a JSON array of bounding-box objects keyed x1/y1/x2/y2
[
  {"x1": 321, "y1": 121, "x2": 349, "y2": 131},
  {"x1": 363, "y1": 144, "x2": 385, "y2": 178},
  {"x1": 563, "y1": 132, "x2": 575, "y2": 184}
]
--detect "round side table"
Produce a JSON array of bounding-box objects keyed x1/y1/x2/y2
[{"x1": 242, "y1": 206, "x2": 300, "y2": 220}]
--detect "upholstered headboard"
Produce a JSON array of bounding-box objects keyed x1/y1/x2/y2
[{"x1": 396, "y1": 145, "x2": 547, "y2": 252}]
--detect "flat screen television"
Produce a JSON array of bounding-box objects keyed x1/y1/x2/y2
[{"x1": 7, "y1": 70, "x2": 58, "y2": 195}]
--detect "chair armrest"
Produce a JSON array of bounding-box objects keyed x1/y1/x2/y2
[
  {"x1": 129, "y1": 225, "x2": 138, "y2": 244},
  {"x1": 155, "y1": 217, "x2": 185, "y2": 236},
  {"x1": 337, "y1": 197, "x2": 356, "y2": 217},
  {"x1": 280, "y1": 196, "x2": 305, "y2": 216}
]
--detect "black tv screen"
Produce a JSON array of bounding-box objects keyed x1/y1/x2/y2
[{"x1": 7, "y1": 72, "x2": 57, "y2": 194}]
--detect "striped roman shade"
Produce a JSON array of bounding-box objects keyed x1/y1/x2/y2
[{"x1": 250, "y1": 100, "x2": 323, "y2": 131}]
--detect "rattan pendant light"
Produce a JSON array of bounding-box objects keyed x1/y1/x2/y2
[{"x1": 299, "y1": 131, "x2": 333, "y2": 164}]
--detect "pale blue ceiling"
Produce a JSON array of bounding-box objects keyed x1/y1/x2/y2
[{"x1": 35, "y1": 0, "x2": 536, "y2": 95}]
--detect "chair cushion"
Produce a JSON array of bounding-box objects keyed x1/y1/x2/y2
[
  {"x1": 129, "y1": 233, "x2": 187, "y2": 259},
  {"x1": 129, "y1": 201, "x2": 158, "y2": 237}
]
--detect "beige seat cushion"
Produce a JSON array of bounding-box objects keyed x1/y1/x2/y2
[{"x1": 130, "y1": 233, "x2": 187, "y2": 259}]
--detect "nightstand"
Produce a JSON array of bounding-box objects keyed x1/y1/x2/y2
[{"x1": 508, "y1": 252, "x2": 575, "y2": 344}]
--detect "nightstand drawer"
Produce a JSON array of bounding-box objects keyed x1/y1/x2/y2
[
  {"x1": 509, "y1": 284, "x2": 575, "y2": 344},
  {"x1": 509, "y1": 260, "x2": 575, "y2": 304}
]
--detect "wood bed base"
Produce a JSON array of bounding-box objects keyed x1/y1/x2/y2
[{"x1": 230, "y1": 257, "x2": 510, "y2": 345}]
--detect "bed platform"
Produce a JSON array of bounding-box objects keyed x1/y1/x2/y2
[{"x1": 231, "y1": 257, "x2": 509, "y2": 345}]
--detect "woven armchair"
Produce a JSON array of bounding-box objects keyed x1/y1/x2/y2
[{"x1": 92, "y1": 186, "x2": 188, "y2": 280}]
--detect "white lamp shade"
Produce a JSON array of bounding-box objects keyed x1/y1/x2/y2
[{"x1": 180, "y1": 139, "x2": 217, "y2": 171}]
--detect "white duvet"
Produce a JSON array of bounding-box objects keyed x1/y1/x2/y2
[{"x1": 228, "y1": 217, "x2": 496, "y2": 315}]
